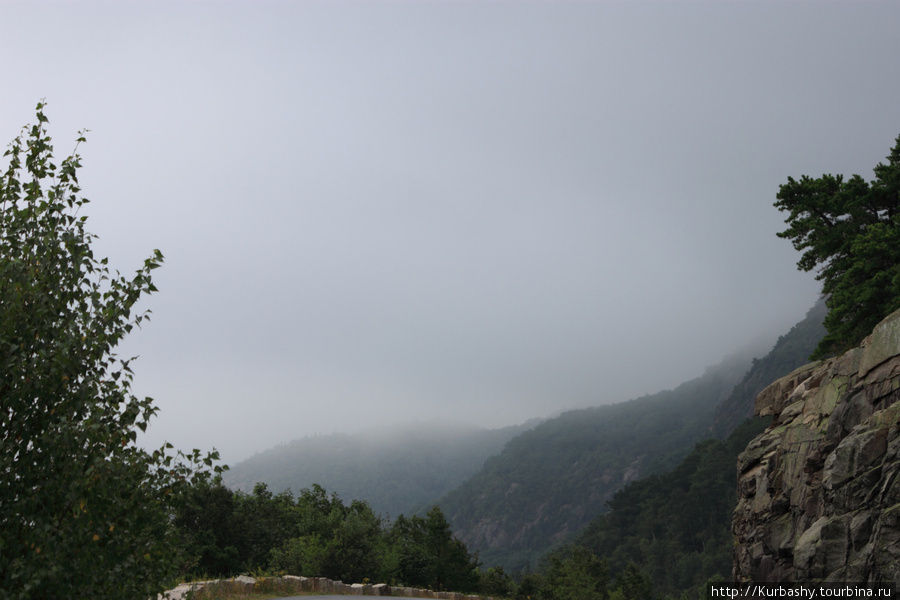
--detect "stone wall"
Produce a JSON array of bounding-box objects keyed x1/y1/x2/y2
[
  {"x1": 160, "y1": 574, "x2": 497, "y2": 600},
  {"x1": 732, "y1": 308, "x2": 900, "y2": 586}
]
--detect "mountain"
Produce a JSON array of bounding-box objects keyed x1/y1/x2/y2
[
  {"x1": 507, "y1": 301, "x2": 831, "y2": 598},
  {"x1": 435, "y1": 348, "x2": 759, "y2": 572},
  {"x1": 711, "y1": 299, "x2": 827, "y2": 438},
  {"x1": 222, "y1": 419, "x2": 539, "y2": 519},
  {"x1": 569, "y1": 415, "x2": 770, "y2": 598},
  {"x1": 221, "y1": 301, "x2": 830, "y2": 581}
]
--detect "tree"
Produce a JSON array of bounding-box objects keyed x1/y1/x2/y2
[
  {"x1": 479, "y1": 565, "x2": 516, "y2": 597},
  {"x1": 609, "y1": 562, "x2": 654, "y2": 600},
  {"x1": 390, "y1": 506, "x2": 480, "y2": 593},
  {"x1": 543, "y1": 546, "x2": 609, "y2": 600},
  {"x1": 268, "y1": 485, "x2": 388, "y2": 583},
  {"x1": 775, "y1": 135, "x2": 900, "y2": 359},
  {"x1": 0, "y1": 102, "x2": 222, "y2": 599},
  {"x1": 233, "y1": 483, "x2": 297, "y2": 571},
  {"x1": 174, "y1": 476, "x2": 242, "y2": 577},
  {"x1": 420, "y1": 506, "x2": 480, "y2": 592}
]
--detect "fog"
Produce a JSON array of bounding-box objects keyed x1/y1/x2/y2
[{"x1": 2, "y1": 1, "x2": 898, "y2": 463}]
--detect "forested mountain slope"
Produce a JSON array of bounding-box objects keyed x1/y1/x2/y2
[
  {"x1": 223, "y1": 303, "x2": 825, "y2": 581},
  {"x1": 435, "y1": 348, "x2": 759, "y2": 572},
  {"x1": 223, "y1": 420, "x2": 538, "y2": 518},
  {"x1": 569, "y1": 416, "x2": 770, "y2": 599},
  {"x1": 516, "y1": 302, "x2": 829, "y2": 598}
]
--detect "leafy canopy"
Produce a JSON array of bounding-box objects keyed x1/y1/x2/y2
[
  {"x1": 775, "y1": 135, "x2": 900, "y2": 359},
  {"x1": 176, "y1": 479, "x2": 482, "y2": 594},
  {"x1": 0, "y1": 102, "x2": 222, "y2": 599}
]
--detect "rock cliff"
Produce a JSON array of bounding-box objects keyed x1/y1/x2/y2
[{"x1": 733, "y1": 308, "x2": 900, "y2": 586}]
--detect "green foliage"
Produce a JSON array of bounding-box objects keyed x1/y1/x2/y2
[
  {"x1": 510, "y1": 419, "x2": 769, "y2": 600},
  {"x1": 515, "y1": 571, "x2": 547, "y2": 600},
  {"x1": 775, "y1": 135, "x2": 900, "y2": 359},
  {"x1": 175, "y1": 475, "x2": 243, "y2": 576},
  {"x1": 390, "y1": 506, "x2": 481, "y2": 592},
  {"x1": 271, "y1": 484, "x2": 387, "y2": 584},
  {"x1": 543, "y1": 546, "x2": 610, "y2": 600},
  {"x1": 480, "y1": 566, "x2": 517, "y2": 597},
  {"x1": 510, "y1": 548, "x2": 658, "y2": 600},
  {"x1": 234, "y1": 483, "x2": 297, "y2": 571},
  {"x1": 175, "y1": 480, "x2": 482, "y2": 594},
  {"x1": 177, "y1": 481, "x2": 283, "y2": 578},
  {"x1": 609, "y1": 562, "x2": 655, "y2": 600},
  {"x1": 563, "y1": 417, "x2": 769, "y2": 599},
  {"x1": 0, "y1": 102, "x2": 223, "y2": 599}
]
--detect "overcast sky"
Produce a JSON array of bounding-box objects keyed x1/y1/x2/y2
[{"x1": 3, "y1": 1, "x2": 898, "y2": 464}]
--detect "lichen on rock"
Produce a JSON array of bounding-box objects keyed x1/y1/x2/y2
[{"x1": 733, "y1": 308, "x2": 900, "y2": 587}]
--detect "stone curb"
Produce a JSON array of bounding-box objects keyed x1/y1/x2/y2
[{"x1": 159, "y1": 574, "x2": 495, "y2": 600}]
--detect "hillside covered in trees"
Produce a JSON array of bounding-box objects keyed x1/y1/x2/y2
[
  {"x1": 565, "y1": 417, "x2": 770, "y2": 598},
  {"x1": 435, "y1": 346, "x2": 762, "y2": 571},
  {"x1": 500, "y1": 301, "x2": 827, "y2": 598},
  {"x1": 222, "y1": 300, "x2": 825, "y2": 582},
  {"x1": 202, "y1": 299, "x2": 826, "y2": 598},
  {"x1": 508, "y1": 134, "x2": 900, "y2": 598},
  {"x1": 224, "y1": 420, "x2": 539, "y2": 518}
]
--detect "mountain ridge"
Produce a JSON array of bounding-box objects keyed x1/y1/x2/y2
[
  {"x1": 222, "y1": 301, "x2": 827, "y2": 578},
  {"x1": 223, "y1": 419, "x2": 541, "y2": 518},
  {"x1": 436, "y1": 346, "x2": 761, "y2": 571}
]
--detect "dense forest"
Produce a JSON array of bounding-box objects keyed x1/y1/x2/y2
[
  {"x1": 173, "y1": 481, "x2": 483, "y2": 593},
  {"x1": 493, "y1": 299, "x2": 826, "y2": 599},
  {"x1": 562, "y1": 417, "x2": 770, "y2": 598},
  {"x1": 171, "y1": 415, "x2": 776, "y2": 600}
]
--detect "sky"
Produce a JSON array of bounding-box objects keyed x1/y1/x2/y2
[{"x1": 2, "y1": 0, "x2": 898, "y2": 464}]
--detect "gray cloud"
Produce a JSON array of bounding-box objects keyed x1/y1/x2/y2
[{"x1": 2, "y1": 1, "x2": 897, "y2": 462}]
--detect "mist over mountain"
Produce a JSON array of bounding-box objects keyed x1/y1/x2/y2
[
  {"x1": 569, "y1": 415, "x2": 771, "y2": 598},
  {"x1": 221, "y1": 301, "x2": 828, "y2": 577},
  {"x1": 489, "y1": 301, "x2": 827, "y2": 596},
  {"x1": 712, "y1": 298, "x2": 827, "y2": 438},
  {"x1": 223, "y1": 419, "x2": 539, "y2": 518},
  {"x1": 431, "y1": 302, "x2": 827, "y2": 572},
  {"x1": 435, "y1": 346, "x2": 760, "y2": 571},
  {"x1": 6, "y1": 1, "x2": 900, "y2": 596}
]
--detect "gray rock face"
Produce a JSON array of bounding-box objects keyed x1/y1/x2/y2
[{"x1": 732, "y1": 308, "x2": 900, "y2": 586}]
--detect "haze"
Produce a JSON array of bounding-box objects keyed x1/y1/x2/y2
[{"x1": 2, "y1": 1, "x2": 898, "y2": 464}]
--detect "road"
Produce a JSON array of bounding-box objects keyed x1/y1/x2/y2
[{"x1": 277, "y1": 597, "x2": 434, "y2": 600}]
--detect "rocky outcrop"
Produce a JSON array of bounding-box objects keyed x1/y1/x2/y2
[{"x1": 733, "y1": 308, "x2": 900, "y2": 586}]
